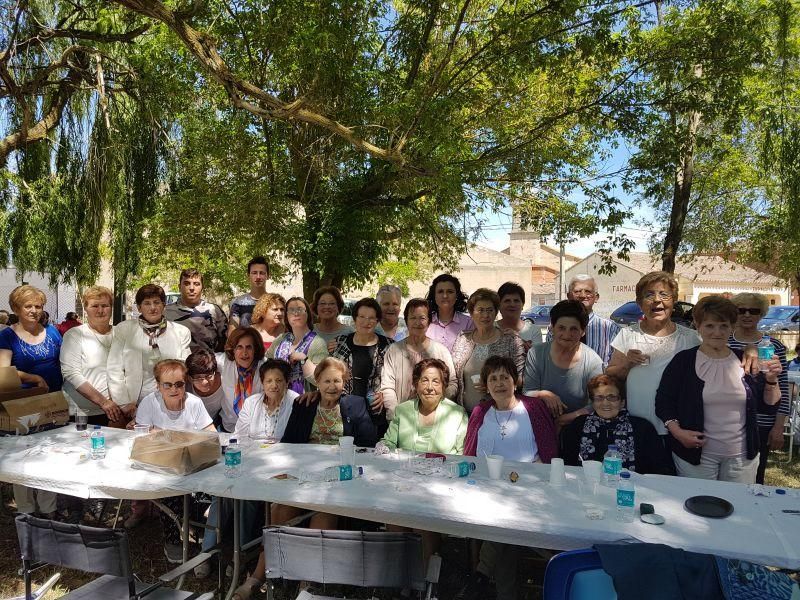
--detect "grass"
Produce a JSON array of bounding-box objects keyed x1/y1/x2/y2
[{"x1": 2, "y1": 446, "x2": 798, "y2": 600}]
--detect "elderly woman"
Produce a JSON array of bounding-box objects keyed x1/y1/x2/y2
[
  {"x1": 311, "y1": 286, "x2": 354, "y2": 344},
  {"x1": 378, "y1": 358, "x2": 467, "y2": 454},
  {"x1": 107, "y1": 284, "x2": 192, "y2": 419},
  {"x1": 497, "y1": 282, "x2": 539, "y2": 351},
  {"x1": 656, "y1": 296, "x2": 782, "y2": 483},
  {"x1": 250, "y1": 293, "x2": 286, "y2": 351},
  {"x1": 0, "y1": 285, "x2": 63, "y2": 517},
  {"x1": 523, "y1": 300, "x2": 603, "y2": 427},
  {"x1": 380, "y1": 298, "x2": 457, "y2": 420},
  {"x1": 561, "y1": 374, "x2": 671, "y2": 474},
  {"x1": 331, "y1": 298, "x2": 393, "y2": 422},
  {"x1": 375, "y1": 284, "x2": 408, "y2": 341},
  {"x1": 463, "y1": 355, "x2": 557, "y2": 600},
  {"x1": 452, "y1": 288, "x2": 525, "y2": 414},
  {"x1": 233, "y1": 357, "x2": 373, "y2": 600},
  {"x1": 268, "y1": 297, "x2": 328, "y2": 394},
  {"x1": 60, "y1": 286, "x2": 122, "y2": 426},
  {"x1": 135, "y1": 359, "x2": 215, "y2": 563},
  {"x1": 425, "y1": 273, "x2": 474, "y2": 352},
  {"x1": 216, "y1": 327, "x2": 266, "y2": 433},
  {"x1": 607, "y1": 272, "x2": 702, "y2": 436},
  {"x1": 728, "y1": 292, "x2": 790, "y2": 484}
]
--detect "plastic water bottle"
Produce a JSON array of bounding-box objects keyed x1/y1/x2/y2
[
  {"x1": 90, "y1": 425, "x2": 106, "y2": 460},
  {"x1": 224, "y1": 438, "x2": 242, "y2": 478},
  {"x1": 602, "y1": 445, "x2": 622, "y2": 487},
  {"x1": 323, "y1": 465, "x2": 355, "y2": 481},
  {"x1": 758, "y1": 336, "x2": 775, "y2": 372},
  {"x1": 446, "y1": 461, "x2": 477, "y2": 478},
  {"x1": 616, "y1": 471, "x2": 635, "y2": 522}
]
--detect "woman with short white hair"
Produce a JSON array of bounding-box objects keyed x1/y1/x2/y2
[{"x1": 375, "y1": 284, "x2": 407, "y2": 341}]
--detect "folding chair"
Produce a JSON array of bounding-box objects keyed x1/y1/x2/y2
[
  {"x1": 14, "y1": 514, "x2": 215, "y2": 600},
  {"x1": 542, "y1": 548, "x2": 617, "y2": 600},
  {"x1": 262, "y1": 526, "x2": 441, "y2": 600}
]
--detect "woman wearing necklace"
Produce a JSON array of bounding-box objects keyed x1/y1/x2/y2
[
  {"x1": 107, "y1": 284, "x2": 191, "y2": 423},
  {"x1": 462, "y1": 355, "x2": 557, "y2": 600},
  {"x1": 60, "y1": 286, "x2": 123, "y2": 426},
  {"x1": 657, "y1": 296, "x2": 781, "y2": 483},
  {"x1": 233, "y1": 359, "x2": 297, "y2": 441},
  {"x1": 728, "y1": 292, "x2": 790, "y2": 484},
  {"x1": 452, "y1": 288, "x2": 525, "y2": 414},
  {"x1": 381, "y1": 298, "x2": 457, "y2": 420},
  {"x1": 267, "y1": 297, "x2": 328, "y2": 393},
  {"x1": 561, "y1": 374, "x2": 671, "y2": 474},
  {"x1": 377, "y1": 358, "x2": 467, "y2": 454},
  {"x1": 235, "y1": 357, "x2": 374, "y2": 600},
  {"x1": 425, "y1": 273, "x2": 473, "y2": 352}
]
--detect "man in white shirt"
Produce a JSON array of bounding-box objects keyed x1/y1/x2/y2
[
  {"x1": 228, "y1": 256, "x2": 269, "y2": 333},
  {"x1": 165, "y1": 268, "x2": 228, "y2": 353}
]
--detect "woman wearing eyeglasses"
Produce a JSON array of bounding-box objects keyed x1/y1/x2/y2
[
  {"x1": 185, "y1": 350, "x2": 225, "y2": 423},
  {"x1": 134, "y1": 359, "x2": 215, "y2": 563},
  {"x1": 452, "y1": 288, "x2": 525, "y2": 413},
  {"x1": 561, "y1": 374, "x2": 671, "y2": 474},
  {"x1": 606, "y1": 272, "x2": 700, "y2": 437},
  {"x1": 267, "y1": 297, "x2": 329, "y2": 392}
]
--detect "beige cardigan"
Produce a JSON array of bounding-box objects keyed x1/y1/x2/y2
[{"x1": 379, "y1": 338, "x2": 457, "y2": 420}]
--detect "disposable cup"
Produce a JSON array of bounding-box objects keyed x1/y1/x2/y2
[
  {"x1": 577, "y1": 479, "x2": 605, "y2": 520},
  {"x1": 549, "y1": 458, "x2": 566, "y2": 486},
  {"x1": 471, "y1": 374, "x2": 481, "y2": 385},
  {"x1": 133, "y1": 424, "x2": 151, "y2": 437},
  {"x1": 486, "y1": 454, "x2": 504, "y2": 480},
  {"x1": 582, "y1": 460, "x2": 603, "y2": 483},
  {"x1": 339, "y1": 436, "x2": 355, "y2": 466}
]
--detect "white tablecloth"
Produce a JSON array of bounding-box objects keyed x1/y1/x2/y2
[{"x1": 2, "y1": 429, "x2": 800, "y2": 569}]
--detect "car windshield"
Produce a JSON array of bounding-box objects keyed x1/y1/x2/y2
[{"x1": 764, "y1": 307, "x2": 797, "y2": 320}]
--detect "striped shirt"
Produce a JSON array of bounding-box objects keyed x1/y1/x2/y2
[
  {"x1": 727, "y1": 335, "x2": 789, "y2": 428},
  {"x1": 546, "y1": 312, "x2": 620, "y2": 366}
]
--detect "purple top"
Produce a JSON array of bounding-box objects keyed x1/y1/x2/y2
[{"x1": 426, "y1": 312, "x2": 474, "y2": 353}]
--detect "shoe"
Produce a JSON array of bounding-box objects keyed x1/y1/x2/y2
[
  {"x1": 194, "y1": 561, "x2": 211, "y2": 579},
  {"x1": 232, "y1": 576, "x2": 262, "y2": 600},
  {"x1": 454, "y1": 571, "x2": 494, "y2": 600},
  {"x1": 164, "y1": 543, "x2": 183, "y2": 564}
]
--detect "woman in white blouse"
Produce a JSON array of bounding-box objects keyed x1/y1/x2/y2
[
  {"x1": 107, "y1": 284, "x2": 191, "y2": 422},
  {"x1": 60, "y1": 286, "x2": 124, "y2": 425},
  {"x1": 233, "y1": 359, "x2": 297, "y2": 441}
]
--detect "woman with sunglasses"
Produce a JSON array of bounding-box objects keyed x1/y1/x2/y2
[
  {"x1": 561, "y1": 374, "x2": 671, "y2": 474},
  {"x1": 728, "y1": 292, "x2": 790, "y2": 484},
  {"x1": 134, "y1": 359, "x2": 215, "y2": 563}
]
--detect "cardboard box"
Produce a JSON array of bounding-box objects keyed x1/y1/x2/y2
[
  {"x1": 0, "y1": 367, "x2": 69, "y2": 435},
  {"x1": 130, "y1": 429, "x2": 220, "y2": 476}
]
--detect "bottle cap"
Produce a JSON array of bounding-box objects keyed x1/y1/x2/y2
[
  {"x1": 608, "y1": 444, "x2": 618, "y2": 451},
  {"x1": 776, "y1": 489, "x2": 786, "y2": 495},
  {"x1": 620, "y1": 471, "x2": 631, "y2": 479},
  {"x1": 93, "y1": 425, "x2": 101, "y2": 429}
]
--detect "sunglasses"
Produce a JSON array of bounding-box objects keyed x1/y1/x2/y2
[
  {"x1": 159, "y1": 381, "x2": 186, "y2": 390},
  {"x1": 737, "y1": 308, "x2": 761, "y2": 316}
]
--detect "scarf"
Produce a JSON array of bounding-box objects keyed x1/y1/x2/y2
[
  {"x1": 234, "y1": 364, "x2": 255, "y2": 415},
  {"x1": 138, "y1": 316, "x2": 167, "y2": 358},
  {"x1": 274, "y1": 330, "x2": 317, "y2": 394},
  {"x1": 579, "y1": 409, "x2": 636, "y2": 471}
]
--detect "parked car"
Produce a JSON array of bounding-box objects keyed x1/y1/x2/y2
[
  {"x1": 758, "y1": 305, "x2": 800, "y2": 333},
  {"x1": 338, "y1": 299, "x2": 358, "y2": 327},
  {"x1": 521, "y1": 305, "x2": 553, "y2": 325},
  {"x1": 610, "y1": 300, "x2": 695, "y2": 328}
]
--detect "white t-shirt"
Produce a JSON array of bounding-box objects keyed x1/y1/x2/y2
[
  {"x1": 611, "y1": 323, "x2": 700, "y2": 434},
  {"x1": 518, "y1": 320, "x2": 539, "y2": 344},
  {"x1": 233, "y1": 389, "x2": 298, "y2": 441},
  {"x1": 60, "y1": 324, "x2": 113, "y2": 416},
  {"x1": 476, "y1": 402, "x2": 538, "y2": 462},
  {"x1": 136, "y1": 391, "x2": 213, "y2": 431}
]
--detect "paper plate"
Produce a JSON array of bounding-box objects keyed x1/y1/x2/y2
[{"x1": 684, "y1": 495, "x2": 733, "y2": 518}]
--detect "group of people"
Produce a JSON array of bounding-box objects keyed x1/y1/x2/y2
[{"x1": 0, "y1": 256, "x2": 788, "y2": 600}]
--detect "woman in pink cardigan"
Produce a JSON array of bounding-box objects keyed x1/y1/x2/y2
[
  {"x1": 460, "y1": 354, "x2": 558, "y2": 600},
  {"x1": 464, "y1": 355, "x2": 558, "y2": 462}
]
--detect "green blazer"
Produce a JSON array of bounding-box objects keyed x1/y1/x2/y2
[{"x1": 380, "y1": 397, "x2": 467, "y2": 455}]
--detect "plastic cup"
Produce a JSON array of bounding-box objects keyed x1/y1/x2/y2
[
  {"x1": 486, "y1": 454, "x2": 504, "y2": 480},
  {"x1": 339, "y1": 436, "x2": 355, "y2": 466},
  {"x1": 582, "y1": 460, "x2": 603, "y2": 483},
  {"x1": 134, "y1": 424, "x2": 151, "y2": 437},
  {"x1": 578, "y1": 479, "x2": 605, "y2": 520},
  {"x1": 471, "y1": 374, "x2": 481, "y2": 385},
  {"x1": 549, "y1": 458, "x2": 566, "y2": 486}
]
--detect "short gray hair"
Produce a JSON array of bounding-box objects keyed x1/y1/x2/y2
[
  {"x1": 376, "y1": 284, "x2": 402, "y2": 302},
  {"x1": 568, "y1": 274, "x2": 596, "y2": 293}
]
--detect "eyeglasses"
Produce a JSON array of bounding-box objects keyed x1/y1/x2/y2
[
  {"x1": 407, "y1": 316, "x2": 429, "y2": 323},
  {"x1": 474, "y1": 308, "x2": 496, "y2": 315},
  {"x1": 737, "y1": 307, "x2": 762, "y2": 316},
  {"x1": 592, "y1": 394, "x2": 621, "y2": 403},
  {"x1": 190, "y1": 373, "x2": 216, "y2": 384},
  {"x1": 356, "y1": 315, "x2": 378, "y2": 322},
  {"x1": 159, "y1": 381, "x2": 186, "y2": 390},
  {"x1": 643, "y1": 291, "x2": 673, "y2": 302},
  {"x1": 571, "y1": 289, "x2": 597, "y2": 297},
  {"x1": 287, "y1": 308, "x2": 307, "y2": 315}
]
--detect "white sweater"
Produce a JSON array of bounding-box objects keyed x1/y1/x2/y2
[{"x1": 60, "y1": 324, "x2": 114, "y2": 416}]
